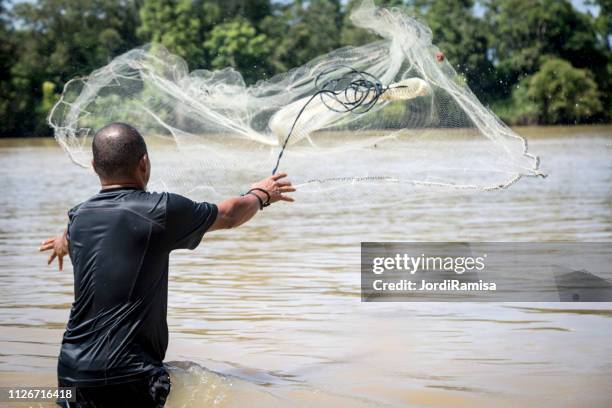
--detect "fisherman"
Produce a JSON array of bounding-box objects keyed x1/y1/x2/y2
[{"x1": 40, "y1": 122, "x2": 295, "y2": 407}]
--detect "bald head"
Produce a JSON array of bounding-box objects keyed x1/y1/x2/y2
[{"x1": 92, "y1": 123, "x2": 148, "y2": 180}]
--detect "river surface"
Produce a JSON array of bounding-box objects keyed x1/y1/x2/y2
[{"x1": 0, "y1": 126, "x2": 611, "y2": 407}]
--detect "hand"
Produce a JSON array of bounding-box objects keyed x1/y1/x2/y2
[
  {"x1": 251, "y1": 172, "x2": 296, "y2": 204},
  {"x1": 39, "y1": 230, "x2": 69, "y2": 271}
]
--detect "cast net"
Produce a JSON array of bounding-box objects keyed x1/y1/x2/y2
[{"x1": 49, "y1": 0, "x2": 543, "y2": 203}]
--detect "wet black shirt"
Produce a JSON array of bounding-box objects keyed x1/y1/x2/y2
[{"x1": 58, "y1": 187, "x2": 217, "y2": 386}]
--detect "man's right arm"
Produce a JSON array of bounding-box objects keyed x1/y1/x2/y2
[{"x1": 209, "y1": 172, "x2": 295, "y2": 231}]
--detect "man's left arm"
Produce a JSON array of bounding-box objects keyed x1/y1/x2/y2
[{"x1": 40, "y1": 228, "x2": 69, "y2": 271}]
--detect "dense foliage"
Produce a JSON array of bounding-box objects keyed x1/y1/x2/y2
[{"x1": 0, "y1": 0, "x2": 610, "y2": 136}]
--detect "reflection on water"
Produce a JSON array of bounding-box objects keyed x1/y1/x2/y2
[{"x1": 0, "y1": 126, "x2": 611, "y2": 407}]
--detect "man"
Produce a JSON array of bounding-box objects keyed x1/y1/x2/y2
[{"x1": 39, "y1": 122, "x2": 295, "y2": 407}]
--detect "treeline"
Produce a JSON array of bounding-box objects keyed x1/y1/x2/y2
[{"x1": 0, "y1": 0, "x2": 610, "y2": 137}]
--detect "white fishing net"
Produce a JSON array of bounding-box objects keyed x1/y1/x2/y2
[{"x1": 49, "y1": 0, "x2": 543, "y2": 203}]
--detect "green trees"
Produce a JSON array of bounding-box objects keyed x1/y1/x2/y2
[
  {"x1": 485, "y1": 0, "x2": 609, "y2": 123},
  {"x1": 0, "y1": 0, "x2": 611, "y2": 136},
  {"x1": 138, "y1": 0, "x2": 219, "y2": 68},
  {"x1": 204, "y1": 19, "x2": 271, "y2": 82},
  {"x1": 341, "y1": 0, "x2": 404, "y2": 45},
  {"x1": 261, "y1": 0, "x2": 342, "y2": 73},
  {"x1": 414, "y1": 0, "x2": 497, "y2": 101},
  {"x1": 587, "y1": 0, "x2": 612, "y2": 50},
  {"x1": 4, "y1": 0, "x2": 141, "y2": 136},
  {"x1": 511, "y1": 58, "x2": 603, "y2": 124},
  {"x1": 0, "y1": 0, "x2": 17, "y2": 136},
  {"x1": 486, "y1": 0, "x2": 606, "y2": 87}
]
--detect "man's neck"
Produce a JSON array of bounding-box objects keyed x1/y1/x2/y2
[{"x1": 100, "y1": 181, "x2": 144, "y2": 191}]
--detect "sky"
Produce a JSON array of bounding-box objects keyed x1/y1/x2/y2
[
  {"x1": 568, "y1": 0, "x2": 600, "y2": 15},
  {"x1": 473, "y1": 0, "x2": 600, "y2": 17}
]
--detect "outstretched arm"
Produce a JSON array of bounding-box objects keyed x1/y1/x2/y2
[
  {"x1": 209, "y1": 172, "x2": 295, "y2": 231},
  {"x1": 39, "y1": 229, "x2": 69, "y2": 271}
]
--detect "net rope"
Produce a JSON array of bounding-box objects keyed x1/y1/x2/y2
[{"x1": 271, "y1": 65, "x2": 431, "y2": 175}]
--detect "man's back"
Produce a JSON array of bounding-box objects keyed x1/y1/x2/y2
[
  {"x1": 39, "y1": 122, "x2": 293, "y2": 407},
  {"x1": 59, "y1": 187, "x2": 217, "y2": 386}
]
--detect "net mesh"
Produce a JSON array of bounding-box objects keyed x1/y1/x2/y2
[{"x1": 49, "y1": 0, "x2": 542, "y2": 202}]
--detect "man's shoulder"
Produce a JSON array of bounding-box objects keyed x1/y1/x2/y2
[
  {"x1": 69, "y1": 190, "x2": 173, "y2": 224},
  {"x1": 68, "y1": 202, "x2": 85, "y2": 219}
]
